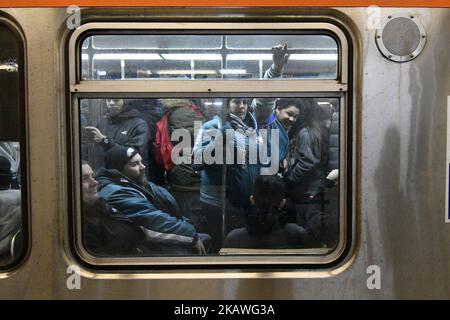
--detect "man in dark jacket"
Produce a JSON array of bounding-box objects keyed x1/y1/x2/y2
[
  {"x1": 85, "y1": 98, "x2": 150, "y2": 171},
  {"x1": 96, "y1": 145, "x2": 207, "y2": 255},
  {"x1": 82, "y1": 161, "x2": 145, "y2": 256}
]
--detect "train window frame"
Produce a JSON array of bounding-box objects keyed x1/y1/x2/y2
[
  {"x1": 68, "y1": 21, "x2": 353, "y2": 270},
  {"x1": 0, "y1": 14, "x2": 29, "y2": 272}
]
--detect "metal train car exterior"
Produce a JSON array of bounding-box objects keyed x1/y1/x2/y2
[{"x1": 0, "y1": 5, "x2": 449, "y2": 299}]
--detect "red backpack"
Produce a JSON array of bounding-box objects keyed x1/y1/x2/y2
[
  {"x1": 152, "y1": 113, "x2": 173, "y2": 172},
  {"x1": 152, "y1": 103, "x2": 203, "y2": 172}
]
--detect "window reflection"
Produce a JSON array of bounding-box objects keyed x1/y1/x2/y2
[
  {"x1": 0, "y1": 21, "x2": 24, "y2": 267},
  {"x1": 0, "y1": 142, "x2": 22, "y2": 265},
  {"x1": 81, "y1": 34, "x2": 338, "y2": 80},
  {"x1": 79, "y1": 97, "x2": 339, "y2": 256},
  {"x1": 78, "y1": 41, "x2": 340, "y2": 257}
]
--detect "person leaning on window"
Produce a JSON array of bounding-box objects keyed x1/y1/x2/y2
[
  {"x1": 81, "y1": 161, "x2": 145, "y2": 256},
  {"x1": 95, "y1": 145, "x2": 209, "y2": 255}
]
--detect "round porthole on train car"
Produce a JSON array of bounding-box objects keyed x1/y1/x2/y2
[{"x1": 375, "y1": 13, "x2": 427, "y2": 63}]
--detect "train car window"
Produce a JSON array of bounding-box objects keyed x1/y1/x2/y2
[
  {"x1": 0, "y1": 18, "x2": 27, "y2": 269},
  {"x1": 80, "y1": 34, "x2": 338, "y2": 80},
  {"x1": 70, "y1": 23, "x2": 349, "y2": 267}
]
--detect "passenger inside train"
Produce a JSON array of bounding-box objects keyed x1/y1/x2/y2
[
  {"x1": 0, "y1": 155, "x2": 22, "y2": 264},
  {"x1": 79, "y1": 42, "x2": 340, "y2": 256},
  {"x1": 224, "y1": 174, "x2": 310, "y2": 249},
  {"x1": 95, "y1": 145, "x2": 209, "y2": 255},
  {"x1": 82, "y1": 161, "x2": 146, "y2": 256}
]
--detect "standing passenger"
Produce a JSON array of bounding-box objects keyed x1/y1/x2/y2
[
  {"x1": 284, "y1": 101, "x2": 333, "y2": 246},
  {"x1": 193, "y1": 98, "x2": 260, "y2": 246},
  {"x1": 85, "y1": 98, "x2": 150, "y2": 171},
  {"x1": 222, "y1": 98, "x2": 260, "y2": 211},
  {"x1": 192, "y1": 109, "x2": 224, "y2": 253},
  {"x1": 251, "y1": 44, "x2": 301, "y2": 173}
]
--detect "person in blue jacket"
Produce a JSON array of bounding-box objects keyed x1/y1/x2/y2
[
  {"x1": 192, "y1": 98, "x2": 260, "y2": 250},
  {"x1": 82, "y1": 161, "x2": 145, "y2": 256},
  {"x1": 96, "y1": 145, "x2": 208, "y2": 255},
  {"x1": 251, "y1": 43, "x2": 301, "y2": 173}
]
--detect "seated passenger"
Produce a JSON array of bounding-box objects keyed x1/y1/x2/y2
[
  {"x1": 0, "y1": 156, "x2": 22, "y2": 263},
  {"x1": 81, "y1": 161, "x2": 145, "y2": 256},
  {"x1": 96, "y1": 145, "x2": 208, "y2": 255},
  {"x1": 84, "y1": 98, "x2": 150, "y2": 171},
  {"x1": 224, "y1": 175, "x2": 309, "y2": 249}
]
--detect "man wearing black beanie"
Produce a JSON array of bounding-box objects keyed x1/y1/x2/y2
[{"x1": 95, "y1": 146, "x2": 208, "y2": 255}]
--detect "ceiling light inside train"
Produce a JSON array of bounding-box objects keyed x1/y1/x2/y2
[
  {"x1": 219, "y1": 69, "x2": 246, "y2": 74},
  {"x1": 227, "y1": 53, "x2": 337, "y2": 61},
  {"x1": 203, "y1": 101, "x2": 223, "y2": 107},
  {"x1": 162, "y1": 54, "x2": 222, "y2": 60},
  {"x1": 93, "y1": 53, "x2": 163, "y2": 60},
  {"x1": 157, "y1": 69, "x2": 217, "y2": 75},
  {"x1": 0, "y1": 62, "x2": 18, "y2": 72}
]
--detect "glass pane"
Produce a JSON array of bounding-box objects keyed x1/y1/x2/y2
[
  {"x1": 0, "y1": 22, "x2": 25, "y2": 268},
  {"x1": 79, "y1": 96, "x2": 340, "y2": 257},
  {"x1": 89, "y1": 35, "x2": 222, "y2": 50},
  {"x1": 80, "y1": 34, "x2": 338, "y2": 80}
]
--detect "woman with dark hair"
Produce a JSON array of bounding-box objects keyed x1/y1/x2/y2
[{"x1": 284, "y1": 100, "x2": 332, "y2": 245}]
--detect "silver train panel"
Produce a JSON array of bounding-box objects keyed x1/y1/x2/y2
[{"x1": 0, "y1": 7, "x2": 449, "y2": 299}]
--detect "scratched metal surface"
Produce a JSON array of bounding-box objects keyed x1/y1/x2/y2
[{"x1": 0, "y1": 7, "x2": 449, "y2": 299}]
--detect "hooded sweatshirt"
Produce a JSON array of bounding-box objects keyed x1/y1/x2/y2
[{"x1": 90, "y1": 108, "x2": 150, "y2": 171}]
